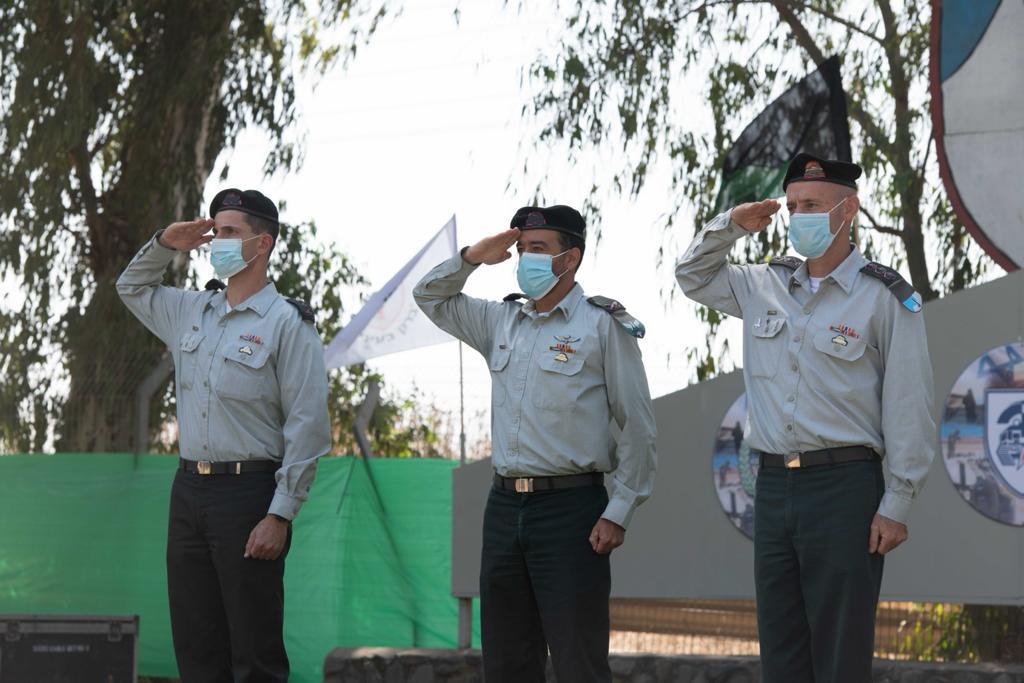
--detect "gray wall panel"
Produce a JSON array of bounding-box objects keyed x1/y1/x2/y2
[{"x1": 452, "y1": 270, "x2": 1024, "y2": 603}]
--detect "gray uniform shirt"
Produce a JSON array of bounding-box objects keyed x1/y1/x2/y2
[
  {"x1": 676, "y1": 211, "x2": 936, "y2": 524},
  {"x1": 414, "y1": 254, "x2": 657, "y2": 529},
  {"x1": 116, "y1": 234, "x2": 331, "y2": 520}
]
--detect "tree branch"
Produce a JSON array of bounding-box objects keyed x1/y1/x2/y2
[
  {"x1": 790, "y1": 2, "x2": 884, "y2": 44},
  {"x1": 859, "y1": 206, "x2": 903, "y2": 236},
  {"x1": 768, "y1": 0, "x2": 896, "y2": 160}
]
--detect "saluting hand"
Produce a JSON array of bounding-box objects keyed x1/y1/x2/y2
[
  {"x1": 589, "y1": 518, "x2": 625, "y2": 555},
  {"x1": 158, "y1": 218, "x2": 216, "y2": 252},
  {"x1": 463, "y1": 228, "x2": 521, "y2": 266},
  {"x1": 244, "y1": 515, "x2": 289, "y2": 561},
  {"x1": 730, "y1": 199, "x2": 781, "y2": 233},
  {"x1": 868, "y1": 513, "x2": 908, "y2": 555}
]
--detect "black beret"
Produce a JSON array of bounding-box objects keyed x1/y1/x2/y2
[
  {"x1": 509, "y1": 205, "x2": 586, "y2": 242},
  {"x1": 782, "y1": 153, "x2": 862, "y2": 191},
  {"x1": 209, "y1": 188, "x2": 279, "y2": 224}
]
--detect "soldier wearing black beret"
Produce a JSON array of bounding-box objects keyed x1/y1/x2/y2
[
  {"x1": 117, "y1": 188, "x2": 330, "y2": 682},
  {"x1": 415, "y1": 204, "x2": 658, "y2": 682},
  {"x1": 677, "y1": 153, "x2": 935, "y2": 682}
]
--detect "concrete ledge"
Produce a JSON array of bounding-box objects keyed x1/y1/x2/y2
[{"x1": 324, "y1": 648, "x2": 1024, "y2": 682}]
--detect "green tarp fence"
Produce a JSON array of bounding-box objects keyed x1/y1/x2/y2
[{"x1": 0, "y1": 453, "x2": 481, "y2": 682}]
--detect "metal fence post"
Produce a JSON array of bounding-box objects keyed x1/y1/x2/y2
[
  {"x1": 133, "y1": 353, "x2": 174, "y2": 459},
  {"x1": 457, "y1": 597, "x2": 472, "y2": 649}
]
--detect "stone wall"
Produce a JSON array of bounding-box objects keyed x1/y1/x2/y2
[{"x1": 324, "y1": 648, "x2": 1024, "y2": 683}]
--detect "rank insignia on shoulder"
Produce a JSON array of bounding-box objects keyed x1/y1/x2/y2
[
  {"x1": 769, "y1": 256, "x2": 804, "y2": 270},
  {"x1": 204, "y1": 278, "x2": 226, "y2": 291},
  {"x1": 859, "y1": 262, "x2": 922, "y2": 313},
  {"x1": 587, "y1": 296, "x2": 645, "y2": 338},
  {"x1": 503, "y1": 293, "x2": 526, "y2": 302},
  {"x1": 286, "y1": 298, "x2": 316, "y2": 323}
]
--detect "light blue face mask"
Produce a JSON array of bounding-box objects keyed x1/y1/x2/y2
[
  {"x1": 210, "y1": 235, "x2": 260, "y2": 280},
  {"x1": 516, "y1": 250, "x2": 569, "y2": 300},
  {"x1": 787, "y1": 196, "x2": 850, "y2": 259}
]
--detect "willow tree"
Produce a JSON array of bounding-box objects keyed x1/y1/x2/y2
[
  {"x1": 0, "y1": 1, "x2": 389, "y2": 452},
  {"x1": 529, "y1": 0, "x2": 994, "y2": 379}
]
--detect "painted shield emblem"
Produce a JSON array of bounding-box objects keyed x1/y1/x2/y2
[
  {"x1": 941, "y1": 342, "x2": 1024, "y2": 526},
  {"x1": 931, "y1": 0, "x2": 1024, "y2": 270},
  {"x1": 985, "y1": 389, "x2": 1024, "y2": 495},
  {"x1": 711, "y1": 393, "x2": 757, "y2": 540}
]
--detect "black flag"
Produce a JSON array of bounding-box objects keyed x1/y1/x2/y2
[{"x1": 714, "y1": 56, "x2": 851, "y2": 212}]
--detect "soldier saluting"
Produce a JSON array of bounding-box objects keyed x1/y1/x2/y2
[
  {"x1": 415, "y1": 205, "x2": 657, "y2": 683},
  {"x1": 676, "y1": 154, "x2": 936, "y2": 683},
  {"x1": 117, "y1": 189, "x2": 330, "y2": 683}
]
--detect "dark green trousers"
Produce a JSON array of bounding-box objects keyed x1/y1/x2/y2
[
  {"x1": 754, "y1": 459, "x2": 885, "y2": 683},
  {"x1": 479, "y1": 484, "x2": 611, "y2": 683}
]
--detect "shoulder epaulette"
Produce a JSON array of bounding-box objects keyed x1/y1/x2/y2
[
  {"x1": 587, "y1": 296, "x2": 645, "y2": 338},
  {"x1": 503, "y1": 293, "x2": 526, "y2": 302},
  {"x1": 769, "y1": 256, "x2": 804, "y2": 270},
  {"x1": 286, "y1": 298, "x2": 316, "y2": 323},
  {"x1": 204, "y1": 278, "x2": 226, "y2": 291},
  {"x1": 859, "y1": 262, "x2": 922, "y2": 312}
]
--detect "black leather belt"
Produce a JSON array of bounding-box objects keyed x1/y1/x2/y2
[
  {"x1": 493, "y1": 472, "x2": 604, "y2": 493},
  {"x1": 179, "y1": 458, "x2": 280, "y2": 475},
  {"x1": 757, "y1": 446, "x2": 879, "y2": 469}
]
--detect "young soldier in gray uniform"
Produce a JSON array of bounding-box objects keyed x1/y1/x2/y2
[
  {"x1": 414, "y1": 205, "x2": 657, "y2": 683},
  {"x1": 117, "y1": 189, "x2": 331, "y2": 683},
  {"x1": 676, "y1": 154, "x2": 935, "y2": 683}
]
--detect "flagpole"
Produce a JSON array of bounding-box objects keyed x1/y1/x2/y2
[{"x1": 459, "y1": 341, "x2": 466, "y2": 465}]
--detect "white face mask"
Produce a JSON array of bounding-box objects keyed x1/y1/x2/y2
[
  {"x1": 787, "y1": 196, "x2": 850, "y2": 258},
  {"x1": 210, "y1": 235, "x2": 260, "y2": 280}
]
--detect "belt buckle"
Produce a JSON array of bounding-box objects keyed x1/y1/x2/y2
[
  {"x1": 196, "y1": 460, "x2": 212, "y2": 475},
  {"x1": 514, "y1": 477, "x2": 534, "y2": 493},
  {"x1": 784, "y1": 453, "x2": 802, "y2": 469}
]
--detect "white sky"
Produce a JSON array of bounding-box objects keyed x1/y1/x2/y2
[{"x1": 203, "y1": 1, "x2": 742, "y2": 456}]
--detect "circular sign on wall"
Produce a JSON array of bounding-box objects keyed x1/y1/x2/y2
[
  {"x1": 712, "y1": 393, "x2": 758, "y2": 539},
  {"x1": 941, "y1": 342, "x2": 1024, "y2": 526}
]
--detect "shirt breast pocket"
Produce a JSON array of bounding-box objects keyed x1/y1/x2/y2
[
  {"x1": 532, "y1": 355, "x2": 585, "y2": 411},
  {"x1": 747, "y1": 317, "x2": 787, "y2": 379},
  {"x1": 177, "y1": 332, "x2": 204, "y2": 390},
  {"x1": 488, "y1": 347, "x2": 512, "y2": 407},
  {"x1": 813, "y1": 331, "x2": 867, "y2": 363},
  {"x1": 217, "y1": 346, "x2": 272, "y2": 401}
]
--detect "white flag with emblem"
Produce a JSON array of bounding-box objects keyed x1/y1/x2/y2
[{"x1": 324, "y1": 216, "x2": 457, "y2": 368}]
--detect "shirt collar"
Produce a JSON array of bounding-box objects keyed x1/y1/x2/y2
[
  {"x1": 520, "y1": 283, "x2": 585, "y2": 320},
  {"x1": 208, "y1": 282, "x2": 278, "y2": 317},
  {"x1": 788, "y1": 245, "x2": 866, "y2": 295}
]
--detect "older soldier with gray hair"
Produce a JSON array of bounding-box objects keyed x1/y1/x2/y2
[{"x1": 676, "y1": 153, "x2": 936, "y2": 682}]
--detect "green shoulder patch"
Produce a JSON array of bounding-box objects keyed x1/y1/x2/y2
[{"x1": 587, "y1": 296, "x2": 645, "y2": 338}]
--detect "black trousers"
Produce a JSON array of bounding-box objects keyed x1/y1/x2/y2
[
  {"x1": 479, "y1": 484, "x2": 611, "y2": 683},
  {"x1": 754, "y1": 459, "x2": 885, "y2": 683},
  {"x1": 166, "y1": 469, "x2": 291, "y2": 683}
]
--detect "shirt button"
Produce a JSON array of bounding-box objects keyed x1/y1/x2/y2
[
  {"x1": 787, "y1": 395, "x2": 795, "y2": 403},
  {"x1": 786, "y1": 425, "x2": 794, "y2": 432},
  {"x1": 791, "y1": 364, "x2": 799, "y2": 372},
  {"x1": 793, "y1": 336, "x2": 802, "y2": 343},
  {"x1": 203, "y1": 380, "x2": 209, "y2": 387},
  {"x1": 203, "y1": 445, "x2": 208, "y2": 450},
  {"x1": 803, "y1": 308, "x2": 811, "y2": 315},
  {"x1": 201, "y1": 411, "x2": 206, "y2": 418}
]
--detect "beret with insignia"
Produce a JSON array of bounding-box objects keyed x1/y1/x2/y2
[
  {"x1": 209, "y1": 188, "x2": 280, "y2": 224},
  {"x1": 783, "y1": 152, "x2": 862, "y2": 191},
  {"x1": 510, "y1": 205, "x2": 586, "y2": 246}
]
